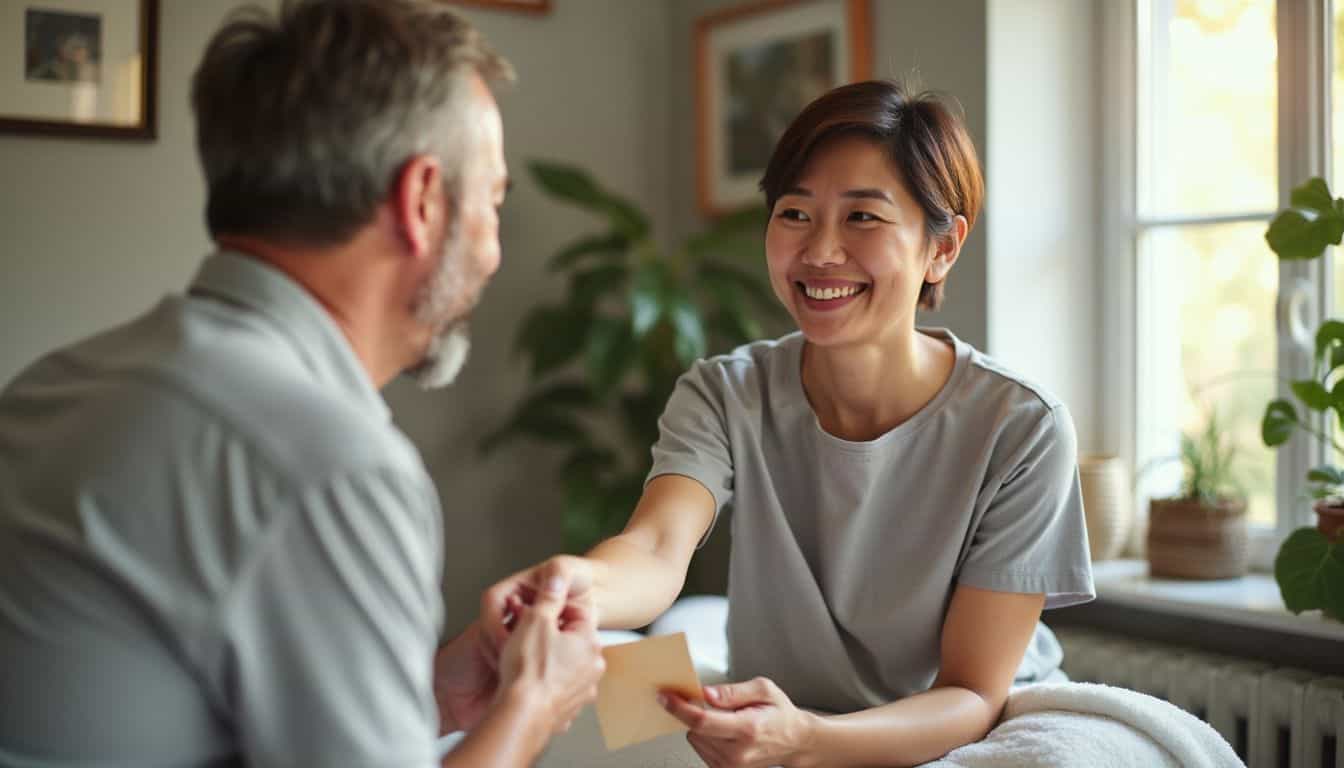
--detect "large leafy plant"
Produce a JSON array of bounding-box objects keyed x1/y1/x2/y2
[
  {"x1": 482, "y1": 160, "x2": 785, "y2": 553},
  {"x1": 1260, "y1": 177, "x2": 1344, "y2": 619}
]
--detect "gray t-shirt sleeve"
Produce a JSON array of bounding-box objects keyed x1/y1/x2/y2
[
  {"x1": 222, "y1": 465, "x2": 444, "y2": 767},
  {"x1": 957, "y1": 404, "x2": 1095, "y2": 609},
  {"x1": 647, "y1": 362, "x2": 734, "y2": 544}
]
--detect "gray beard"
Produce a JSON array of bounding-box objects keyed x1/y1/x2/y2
[
  {"x1": 409, "y1": 223, "x2": 476, "y2": 390},
  {"x1": 412, "y1": 321, "x2": 471, "y2": 389}
]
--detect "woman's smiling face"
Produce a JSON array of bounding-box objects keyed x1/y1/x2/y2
[{"x1": 765, "y1": 134, "x2": 949, "y2": 349}]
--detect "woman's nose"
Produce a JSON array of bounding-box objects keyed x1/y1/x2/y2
[{"x1": 800, "y1": 223, "x2": 846, "y2": 267}]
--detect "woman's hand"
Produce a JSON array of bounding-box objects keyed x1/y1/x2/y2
[
  {"x1": 479, "y1": 555, "x2": 597, "y2": 656},
  {"x1": 660, "y1": 677, "x2": 819, "y2": 768}
]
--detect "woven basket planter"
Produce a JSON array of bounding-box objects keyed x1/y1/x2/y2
[{"x1": 1147, "y1": 497, "x2": 1248, "y2": 580}]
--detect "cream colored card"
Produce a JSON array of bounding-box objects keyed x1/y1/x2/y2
[{"x1": 595, "y1": 632, "x2": 704, "y2": 751}]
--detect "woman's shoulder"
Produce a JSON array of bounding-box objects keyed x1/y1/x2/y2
[
  {"x1": 933, "y1": 329, "x2": 1072, "y2": 430},
  {"x1": 680, "y1": 332, "x2": 803, "y2": 406}
]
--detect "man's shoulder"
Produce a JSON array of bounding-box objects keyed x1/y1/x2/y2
[{"x1": 5, "y1": 296, "x2": 425, "y2": 486}]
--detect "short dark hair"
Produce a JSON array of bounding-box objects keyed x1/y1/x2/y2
[
  {"x1": 760, "y1": 80, "x2": 983, "y2": 310},
  {"x1": 191, "y1": 0, "x2": 512, "y2": 246}
]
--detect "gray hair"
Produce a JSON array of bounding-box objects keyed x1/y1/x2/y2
[{"x1": 191, "y1": 0, "x2": 513, "y2": 245}]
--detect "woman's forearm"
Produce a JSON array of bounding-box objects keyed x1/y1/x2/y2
[
  {"x1": 584, "y1": 533, "x2": 689, "y2": 629},
  {"x1": 797, "y1": 685, "x2": 1000, "y2": 768}
]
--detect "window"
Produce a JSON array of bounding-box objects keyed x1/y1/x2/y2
[{"x1": 1121, "y1": 0, "x2": 1336, "y2": 565}]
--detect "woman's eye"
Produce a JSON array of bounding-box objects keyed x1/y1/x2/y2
[
  {"x1": 777, "y1": 208, "x2": 810, "y2": 222},
  {"x1": 849, "y1": 211, "x2": 878, "y2": 223}
]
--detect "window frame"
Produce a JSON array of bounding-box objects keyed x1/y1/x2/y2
[{"x1": 1103, "y1": 0, "x2": 1333, "y2": 569}]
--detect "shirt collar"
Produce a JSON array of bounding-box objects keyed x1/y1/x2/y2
[{"x1": 188, "y1": 250, "x2": 391, "y2": 423}]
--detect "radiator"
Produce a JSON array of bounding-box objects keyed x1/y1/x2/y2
[{"x1": 1054, "y1": 627, "x2": 1344, "y2": 768}]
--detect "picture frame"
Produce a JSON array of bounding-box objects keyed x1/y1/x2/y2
[
  {"x1": 445, "y1": 0, "x2": 551, "y2": 14},
  {"x1": 0, "y1": 0, "x2": 158, "y2": 139},
  {"x1": 695, "y1": 0, "x2": 871, "y2": 217}
]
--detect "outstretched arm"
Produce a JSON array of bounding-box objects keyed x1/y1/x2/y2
[{"x1": 479, "y1": 474, "x2": 717, "y2": 649}]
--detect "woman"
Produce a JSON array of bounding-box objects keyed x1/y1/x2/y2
[{"x1": 481, "y1": 80, "x2": 1093, "y2": 767}]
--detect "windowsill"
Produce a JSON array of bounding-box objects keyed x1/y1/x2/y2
[{"x1": 1091, "y1": 559, "x2": 1344, "y2": 642}]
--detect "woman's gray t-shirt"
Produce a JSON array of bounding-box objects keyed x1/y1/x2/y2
[{"x1": 647, "y1": 329, "x2": 1095, "y2": 714}]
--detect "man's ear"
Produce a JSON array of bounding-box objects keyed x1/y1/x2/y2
[
  {"x1": 925, "y1": 214, "x2": 969, "y2": 285},
  {"x1": 391, "y1": 154, "x2": 445, "y2": 261}
]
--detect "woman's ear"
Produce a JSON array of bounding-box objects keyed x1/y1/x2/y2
[
  {"x1": 925, "y1": 214, "x2": 969, "y2": 285},
  {"x1": 391, "y1": 154, "x2": 445, "y2": 262}
]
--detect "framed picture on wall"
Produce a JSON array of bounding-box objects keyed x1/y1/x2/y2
[
  {"x1": 444, "y1": 0, "x2": 551, "y2": 14},
  {"x1": 0, "y1": 0, "x2": 158, "y2": 139},
  {"x1": 695, "y1": 0, "x2": 871, "y2": 217}
]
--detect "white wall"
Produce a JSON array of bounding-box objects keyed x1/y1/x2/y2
[{"x1": 986, "y1": 0, "x2": 1101, "y2": 451}]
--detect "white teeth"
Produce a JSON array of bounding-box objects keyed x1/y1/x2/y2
[{"x1": 803, "y1": 284, "x2": 862, "y2": 300}]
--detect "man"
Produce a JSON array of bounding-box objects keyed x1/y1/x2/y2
[{"x1": 0, "y1": 2, "x2": 603, "y2": 766}]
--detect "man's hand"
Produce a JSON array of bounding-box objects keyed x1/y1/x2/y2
[
  {"x1": 495, "y1": 573, "x2": 606, "y2": 735},
  {"x1": 480, "y1": 555, "x2": 597, "y2": 653},
  {"x1": 433, "y1": 622, "x2": 498, "y2": 734}
]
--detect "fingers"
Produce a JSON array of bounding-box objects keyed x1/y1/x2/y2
[
  {"x1": 480, "y1": 574, "x2": 526, "y2": 648},
  {"x1": 523, "y1": 574, "x2": 569, "y2": 624},
  {"x1": 659, "y1": 692, "x2": 742, "y2": 739},
  {"x1": 704, "y1": 677, "x2": 776, "y2": 710}
]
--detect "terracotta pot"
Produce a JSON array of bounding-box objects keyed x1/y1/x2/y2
[
  {"x1": 1079, "y1": 454, "x2": 1131, "y2": 561},
  {"x1": 1313, "y1": 500, "x2": 1344, "y2": 542},
  {"x1": 1147, "y1": 497, "x2": 1248, "y2": 580}
]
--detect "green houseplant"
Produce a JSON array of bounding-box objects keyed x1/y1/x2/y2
[
  {"x1": 1259, "y1": 177, "x2": 1344, "y2": 620},
  {"x1": 1147, "y1": 411, "x2": 1249, "y2": 579},
  {"x1": 481, "y1": 160, "x2": 785, "y2": 554}
]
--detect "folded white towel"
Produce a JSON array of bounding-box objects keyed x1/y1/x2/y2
[{"x1": 924, "y1": 682, "x2": 1244, "y2": 768}]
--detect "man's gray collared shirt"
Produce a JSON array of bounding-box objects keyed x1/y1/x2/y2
[{"x1": 0, "y1": 251, "x2": 444, "y2": 766}]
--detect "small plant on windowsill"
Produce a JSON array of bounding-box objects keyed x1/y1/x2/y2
[
  {"x1": 1259, "y1": 176, "x2": 1344, "y2": 621},
  {"x1": 1147, "y1": 411, "x2": 1250, "y2": 580}
]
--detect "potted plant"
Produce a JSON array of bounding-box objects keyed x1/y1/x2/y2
[
  {"x1": 1148, "y1": 411, "x2": 1250, "y2": 579},
  {"x1": 1259, "y1": 177, "x2": 1344, "y2": 620},
  {"x1": 481, "y1": 160, "x2": 785, "y2": 557}
]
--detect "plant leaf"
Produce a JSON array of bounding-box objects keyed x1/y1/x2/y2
[
  {"x1": 585, "y1": 314, "x2": 637, "y2": 395},
  {"x1": 514, "y1": 304, "x2": 592, "y2": 377},
  {"x1": 1266, "y1": 177, "x2": 1344, "y2": 261},
  {"x1": 620, "y1": 390, "x2": 665, "y2": 450},
  {"x1": 560, "y1": 471, "x2": 605, "y2": 554},
  {"x1": 1315, "y1": 320, "x2": 1344, "y2": 372},
  {"x1": 1292, "y1": 379, "x2": 1332, "y2": 411},
  {"x1": 1308, "y1": 465, "x2": 1344, "y2": 485},
  {"x1": 1275, "y1": 527, "x2": 1333, "y2": 613},
  {"x1": 569, "y1": 263, "x2": 629, "y2": 309},
  {"x1": 1291, "y1": 176, "x2": 1336, "y2": 210},
  {"x1": 685, "y1": 206, "x2": 767, "y2": 263},
  {"x1": 668, "y1": 292, "x2": 708, "y2": 367},
  {"x1": 560, "y1": 445, "x2": 617, "y2": 480},
  {"x1": 1262, "y1": 399, "x2": 1298, "y2": 446},
  {"x1": 630, "y1": 261, "x2": 667, "y2": 337},
  {"x1": 529, "y1": 160, "x2": 649, "y2": 241},
  {"x1": 697, "y1": 261, "x2": 786, "y2": 319},
  {"x1": 548, "y1": 232, "x2": 628, "y2": 272}
]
